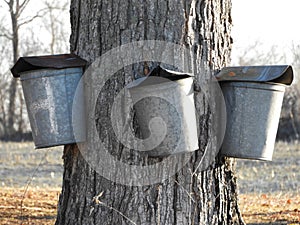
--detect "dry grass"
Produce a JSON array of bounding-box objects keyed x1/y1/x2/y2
[
  {"x1": 239, "y1": 193, "x2": 300, "y2": 224},
  {"x1": 0, "y1": 141, "x2": 299, "y2": 224},
  {"x1": 0, "y1": 142, "x2": 63, "y2": 188},
  {"x1": 0, "y1": 188, "x2": 299, "y2": 225},
  {"x1": 236, "y1": 141, "x2": 300, "y2": 194},
  {"x1": 0, "y1": 187, "x2": 60, "y2": 225}
]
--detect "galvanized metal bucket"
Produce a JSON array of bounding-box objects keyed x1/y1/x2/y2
[
  {"x1": 20, "y1": 67, "x2": 86, "y2": 148},
  {"x1": 127, "y1": 67, "x2": 198, "y2": 157},
  {"x1": 11, "y1": 54, "x2": 87, "y2": 149},
  {"x1": 220, "y1": 81, "x2": 286, "y2": 161},
  {"x1": 217, "y1": 65, "x2": 294, "y2": 161}
]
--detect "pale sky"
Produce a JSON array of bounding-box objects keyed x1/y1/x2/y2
[
  {"x1": 1, "y1": 0, "x2": 299, "y2": 67},
  {"x1": 231, "y1": 0, "x2": 300, "y2": 65}
]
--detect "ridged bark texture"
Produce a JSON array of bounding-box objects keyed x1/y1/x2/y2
[{"x1": 56, "y1": 0, "x2": 245, "y2": 224}]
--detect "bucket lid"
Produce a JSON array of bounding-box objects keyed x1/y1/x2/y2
[
  {"x1": 127, "y1": 66, "x2": 193, "y2": 89},
  {"x1": 11, "y1": 54, "x2": 87, "y2": 78},
  {"x1": 215, "y1": 65, "x2": 293, "y2": 85},
  {"x1": 148, "y1": 66, "x2": 193, "y2": 79}
]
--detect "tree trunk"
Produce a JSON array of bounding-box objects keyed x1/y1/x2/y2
[
  {"x1": 56, "y1": 0, "x2": 244, "y2": 224},
  {"x1": 7, "y1": 1, "x2": 19, "y2": 138}
]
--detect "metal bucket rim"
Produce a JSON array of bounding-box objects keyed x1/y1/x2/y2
[
  {"x1": 20, "y1": 67, "x2": 83, "y2": 81},
  {"x1": 129, "y1": 76, "x2": 194, "y2": 94},
  {"x1": 221, "y1": 81, "x2": 286, "y2": 92},
  {"x1": 34, "y1": 139, "x2": 85, "y2": 149}
]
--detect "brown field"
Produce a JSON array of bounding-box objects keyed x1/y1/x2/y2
[
  {"x1": 239, "y1": 193, "x2": 300, "y2": 224},
  {"x1": 0, "y1": 188, "x2": 299, "y2": 224},
  {"x1": 0, "y1": 187, "x2": 59, "y2": 225},
  {"x1": 0, "y1": 141, "x2": 299, "y2": 224}
]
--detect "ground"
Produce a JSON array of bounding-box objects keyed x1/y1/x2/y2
[{"x1": 0, "y1": 141, "x2": 299, "y2": 224}]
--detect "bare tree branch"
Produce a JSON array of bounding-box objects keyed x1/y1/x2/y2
[
  {"x1": 17, "y1": 7, "x2": 49, "y2": 27},
  {"x1": 18, "y1": 0, "x2": 30, "y2": 17},
  {"x1": 291, "y1": 42, "x2": 300, "y2": 67},
  {"x1": 19, "y1": 0, "x2": 29, "y2": 10},
  {"x1": 0, "y1": 18, "x2": 13, "y2": 40},
  {"x1": 2, "y1": 0, "x2": 10, "y2": 6},
  {"x1": 18, "y1": 14, "x2": 41, "y2": 27},
  {"x1": 16, "y1": 0, "x2": 20, "y2": 12},
  {"x1": 0, "y1": 33, "x2": 13, "y2": 39}
]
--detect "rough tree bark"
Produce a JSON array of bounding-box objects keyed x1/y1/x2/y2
[{"x1": 56, "y1": 0, "x2": 245, "y2": 224}]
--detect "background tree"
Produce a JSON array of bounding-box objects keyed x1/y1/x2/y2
[
  {"x1": 231, "y1": 40, "x2": 286, "y2": 66},
  {"x1": 278, "y1": 43, "x2": 300, "y2": 141},
  {"x1": 1, "y1": 0, "x2": 36, "y2": 138},
  {"x1": 0, "y1": 0, "x2": 70, "y2": 140},
  {"x1": 0, "y1": 16, "x2": 12, "y2": 136},
  {"x1": 42, "y1": 0, "x2": 70, "y2": 55},
  {"x1": 56, "y1": 0, "x2": 245, "y2": 224}
]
